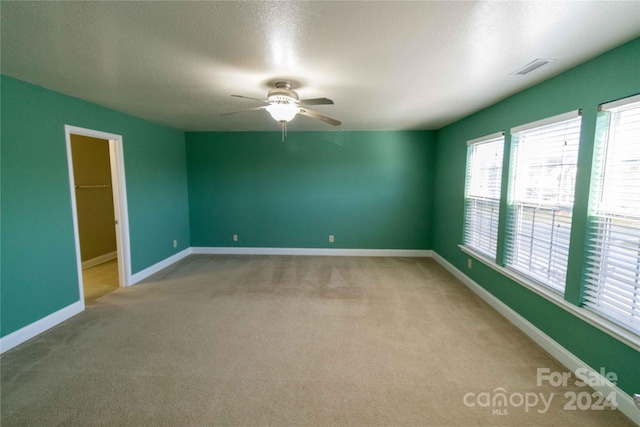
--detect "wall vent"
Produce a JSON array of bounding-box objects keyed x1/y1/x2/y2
[{"x1": 512, "y1": 58, "x2": 555, "y2": 75}]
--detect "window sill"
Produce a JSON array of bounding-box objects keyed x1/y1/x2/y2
[{"x1": 459, "y1": 244, "x2": 640, "y2": 352}]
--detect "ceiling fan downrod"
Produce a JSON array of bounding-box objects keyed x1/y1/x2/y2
[{"x1": 281, "y1": 120, "x2": 287, "y2": 142}]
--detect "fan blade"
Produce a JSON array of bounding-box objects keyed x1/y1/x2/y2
[
  {"x1": 220, "y1": 106, "x2": 267, "y2": 116},
  {"x1": 298, "y1": 108, "x2": 342, "y2": 126},
  {"x1": 299, "y1": 97, "x2": 334, "y2": 106},
  {"x1": 231, "y1": 94, "x2": 267, "y2": 103}
]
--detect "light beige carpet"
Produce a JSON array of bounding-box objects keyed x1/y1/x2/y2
[{"x1": 0, "y1": 255, "x2": 634, "y2": 426}]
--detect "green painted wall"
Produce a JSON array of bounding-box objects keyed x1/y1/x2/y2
[
  {"x1": 432, "y1": 38, "x2": 640, "y2": 396},
  {"x1": 1, "y1": 76, "x2": 190, "y2": 337},
  {"x1": 186, "y1": 131, "x2": 435, "y2": 249}
]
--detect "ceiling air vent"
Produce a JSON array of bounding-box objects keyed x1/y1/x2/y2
[{"x1": 512, "y1": 58, "x2": 555, "y2": 75}]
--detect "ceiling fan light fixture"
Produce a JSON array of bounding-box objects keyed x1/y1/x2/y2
[
  {"x1": 266, "y1": 103, "x2": 299, "y2": 122},
  {"x1": 223, "y1": 81, "x2": 340, "y2": 136}
]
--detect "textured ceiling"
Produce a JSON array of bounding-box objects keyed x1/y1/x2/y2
[{"x1": 1, "y1": 1, "x2": 639, "y2": 131}]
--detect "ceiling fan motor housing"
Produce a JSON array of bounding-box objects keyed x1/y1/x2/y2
[{"x1": 268, "y1": 82, "x2": 299, "y2": 104}]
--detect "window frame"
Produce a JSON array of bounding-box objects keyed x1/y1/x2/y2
[
  {"x1": 462, "y1": 131, "x2": 505, "y2": 260},
  {"x1": 582, "y1": 95, "x2": 640, "y2": 335},
  {"x1": 504, "y1": 110, "x2": 582, "y2": 293}
]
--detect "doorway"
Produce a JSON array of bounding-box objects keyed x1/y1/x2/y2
[{"x1": 65, "y1": 126, "x2": 131, "y2": 307}]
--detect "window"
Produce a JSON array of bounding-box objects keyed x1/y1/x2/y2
[
  {"x1": 584, "y1": 95, "x2": 640, "y2": 335},
  {"x1": 463, "y1": 132, "x2": 505, "y2": 259},
  {"x1": 505, "y1": 111, "x2": 582, "y2": 292}
]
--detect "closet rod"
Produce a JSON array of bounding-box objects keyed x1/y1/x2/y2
[{"x1": 75, "y1": 184, "x2": 110, "y2": 189}]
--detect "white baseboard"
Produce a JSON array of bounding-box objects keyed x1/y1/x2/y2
[
  {"x1": 191, "y1": 247, "x2": 433, "y2": 257},
  {"x1": 0, "y1": 300, "x2": 84, "y2": 354},
  {"x1": 129, "y1": 248, "x2": 192, "y2": 285},
  {"x1": 430, "y1": 251, "x2": 639, "y2": 425},
  {"x1": 82, "y1": 251, "x2": 117, "y2": 270}
]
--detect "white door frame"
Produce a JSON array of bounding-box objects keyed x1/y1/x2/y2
[{"x1": 65, "y1": 125, "x2": 131, "y2": 305}]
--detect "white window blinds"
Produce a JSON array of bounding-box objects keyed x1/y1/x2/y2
[
  {"x1": 463, "y1": 132, "x2": 504, "y2": 259},
  {"x1": 506, "y1": 111, "x2": 582, "y2": 292},
  {"x1": 584, "y1": 96, "x2": 640, "y2": 335}
]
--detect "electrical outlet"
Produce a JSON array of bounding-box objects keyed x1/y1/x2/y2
[
  {"x1": 173, "y1": 240, "x2": 177, "y2": 248},
  {"x1": 329, "y1": 235, "x2": 334, "y2": 243},
  {"x1": 633, "y1": 393, "x2": 640, "y2": 410},
  {"x1": 467, "y1": 258, "x2": 472, "y2": 269},
  {"x1": 233, "y1": 234, "x2": 238, "y2": 242}
]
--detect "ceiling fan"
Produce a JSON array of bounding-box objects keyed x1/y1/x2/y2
[{"x1": 221, "y1": 81, "x2": 341, "y2": 140}]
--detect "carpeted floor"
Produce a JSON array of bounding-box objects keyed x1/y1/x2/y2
[{"x1": 0, "y1": 255, "x2": 633, "y2": 426}]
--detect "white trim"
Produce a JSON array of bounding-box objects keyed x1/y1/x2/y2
[
  {"x1": 459, "y1": 244, "x2": 640, "y2": 352},
  {"x1": 65, "y1": 127, "x2": 130, "y2": 288},
  {"x1": 467, "y1": 131, "x2": 505, "y2": 146},
  {"x1": 600, "y1": 94, "x2": 640, "y2": 111},
  {"x1": 511, "y1": 109, "x2": 581, "y2": 134},
  {"x1": 431, "y1": 251, "x2": 640, "y2": 425},
  {"x1": 65, "y1": 125, "x2": 131, "y2": 289},
  {"x1": 82, "y1": 251, "x2": 117, "y2": 270},
  {"x1": 65, "y1": 130, "x2": 87, "y2": 305},
  {"x1": 0, "y1": 301, "x2": 84, "y2": 354},
  {"x1": 191, "y1": 247, "x2": 433, "y2": 257},
  {"x1": 130, "y1": 248, "x2": 192, "y2": 285},
  {"x1": 108, "y1": 139, "x2": 131, "y2": 288}
]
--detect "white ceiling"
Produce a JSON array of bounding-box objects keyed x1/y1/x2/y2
[{"x1": 1, "y1": 1, "x2": 639, "y2": 132}]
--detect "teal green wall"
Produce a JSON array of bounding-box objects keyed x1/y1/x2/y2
[
  {"x1": 186, "y1": 131, "x2": 435, "y2": 249},
  {"x1": 432, "y1": 38, "x2": 640, "y2": 396},
  {"x1": 1, "y1": 76, "x2": 190, "y2": 337}
]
